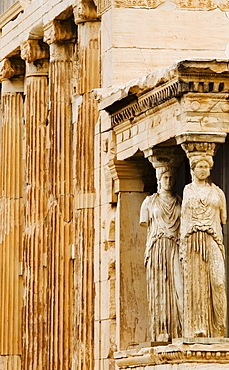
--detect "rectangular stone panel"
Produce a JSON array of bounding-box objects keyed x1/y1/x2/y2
[
  {"x1": 111, "y1": 8, "x2": 229, "y2": 50},
  {"x1": 102, "y1": 48, "x2": 226, "y2": 87}
]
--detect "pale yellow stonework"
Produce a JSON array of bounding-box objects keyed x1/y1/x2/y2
[{"x1": 1, "y1": 0, "x2": 229, "y2": 369}]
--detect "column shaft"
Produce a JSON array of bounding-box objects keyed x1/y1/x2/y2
[
  {"x1": 0, "y1": 77, "x2": 24, "y2": 369},
  {"x1": 47, "y1": 42, "x2": 74, "y2": 370},
  {"x1": 73, "y1": 21, "x2": 100, "y2": 370},
  {"x1": 22, "y1": 73, "x2": 49, "y2": 370}
]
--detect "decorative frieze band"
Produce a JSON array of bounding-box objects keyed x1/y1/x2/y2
[
  {"x1": 173, "y1": 0, "x2": 229, "y2": 11},
  {"x1": 97, "y1": 0, "x2": 164, "y2": 14},
  {"x1": 97, "y1": 0, "x2": 229, "y2": 16}
]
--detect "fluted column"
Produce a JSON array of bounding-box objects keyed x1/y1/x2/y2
[
  {"x1": 44, "y1": 20, "x2": 76, "y2": 370},
  {"x1": 20, "y1": 40, "x2": 49, "y2": 370},
  {"x1": 0, "y1": 58, "x2": 24, "y2": 369},
  {"x1": 72, "y1": 8, "x2": 100, "y2": 369}
]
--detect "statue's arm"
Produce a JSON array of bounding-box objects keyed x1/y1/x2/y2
[
  {"x1": 219, "y1": 188, "x2": 227, "y2": 225},
  {"x1": 139, "y1": 196, "x2": 149, "y2": 228},
  {"x1": 180, "y1": 186, "x2": 190, "y2": 237}
]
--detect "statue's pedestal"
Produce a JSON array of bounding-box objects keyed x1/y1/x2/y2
[{"x1": 114, "y1": 339, "x2": 229, "y2": 369}]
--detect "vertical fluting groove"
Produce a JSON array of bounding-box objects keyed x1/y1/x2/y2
[{"x1": 0, "y1": 92, "x2": 24, "y2": 363}]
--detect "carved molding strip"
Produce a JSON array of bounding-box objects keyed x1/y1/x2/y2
[
  {"x1": 111, "y1": 81, "x2": 181, "y2": 126},
  {"x1": 115, "y1": 343, "x2": 229, "y2": 368}
]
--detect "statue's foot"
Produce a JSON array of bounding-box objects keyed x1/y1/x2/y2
[
  {"x1": 194, "y1": 330, "x2": 207, "y2": 338},
  {"x1": 156, "y1": 333, "x2": 169, "y2": 342},
  {"x1": 215, "y1": 325, "x2": 226, "y2": 338}
]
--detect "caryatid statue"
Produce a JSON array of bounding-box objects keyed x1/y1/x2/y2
[
  {"x1": 140, "y1": 150, "x2": 183, "y2": 342},
  {"x1": 180, "y1": 141, "x2": 227, "y2": 338}
]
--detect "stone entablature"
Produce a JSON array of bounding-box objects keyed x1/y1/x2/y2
[
  {"x1": 95, "y1": 59, "x2": 229, "y2": 160},
  {"x1": 114, "y1": 341, "x2": 229, "y2": 368}
]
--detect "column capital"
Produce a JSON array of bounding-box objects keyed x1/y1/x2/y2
[
  {"x1": 176, "y1": 132, "x2": 227, "y2": 159},
  {"x1": 73, "y1": 0, "x2": 98, "y2": 24},
  {"x1": 108, "y1": 158, "x2": 145, "y2": 194},
  {"x1": 20, "y1": 40, "x2": 49, "y2": 63},
  {"x1": 144, "y1": 146, "x2": 184, "y2": 169},
  {"x1": 43, "y1": 20, "x2": 76, "y2": 45},
  {"x1": 0, "y1": 59, "x2": 15, "y2": 81}
]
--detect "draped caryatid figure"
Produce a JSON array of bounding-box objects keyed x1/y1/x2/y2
[
  {"x1": 140, "y1": 154, "x2": 183, "y2": 342},
  {"x1": 180, "y1": 143, "x2": 227, "y2": 338}
]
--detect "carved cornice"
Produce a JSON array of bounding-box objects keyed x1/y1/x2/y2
[
  {"x1": 106, "y1": 60, "x2": 229, "y2": 127},
  {"x1": 43, "y1": 20, "x2": 76, "y2": 45},
  {"x1": 111, "y1": 81, "x2": 183, "y2": 126},
  {"x1": 0, "y1": 58, "x2": 15, "y2": 81},
  {"x1": 115, "y1": 342, "x2": 229, "y2": 368},
  {"x1": 73, "y1": 0, "x2": 98, "y2": 24},
  {"x1": 20, "y1": 40, "x2": 49, "y2": 63}
]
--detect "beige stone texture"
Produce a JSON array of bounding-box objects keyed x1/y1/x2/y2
[
  {"x1": 101, "y1": 7, "x2": 229, "y2": 87},
  {"x1": 102, "y1": 48, "x2": 226, "y2": 86},
  {"x1": 2, "y1": 0, "x2": 229, "y2": 368}
]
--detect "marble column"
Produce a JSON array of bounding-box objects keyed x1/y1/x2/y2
[
  {"x1": 72, "y1": 8, "x2": 100, "y2": 369},
  {"x1": 20, "y1": 40, "x2": 49, "y2": 370},
  {"x1": 44, "y1": 20, "x2": 76, "y2": 370},
  {"x1": 0, "y1": 58, "x2": 24, "y2": 369}
]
